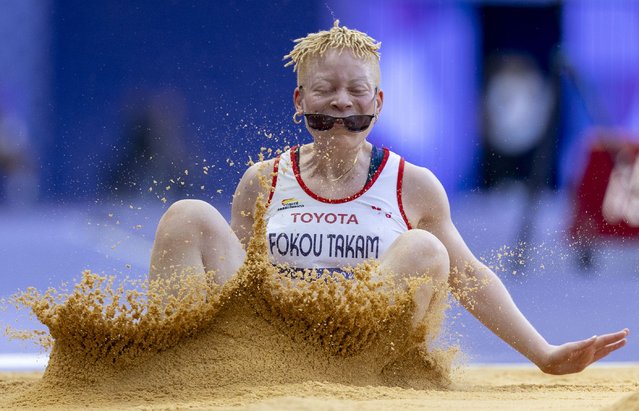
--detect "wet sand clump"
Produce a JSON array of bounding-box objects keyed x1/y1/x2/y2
[{"x1": 3, "y1": 198, "x2": 454, "y2": 408}]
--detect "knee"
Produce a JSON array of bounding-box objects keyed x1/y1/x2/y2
[
  {"x1": 394, "y1": 229, "x2": 450, "y2": 282},
  {"x1": 157, "y1": 199, "x2": 225, "y2": 239}
]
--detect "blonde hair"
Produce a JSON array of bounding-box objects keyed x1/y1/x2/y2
[{"x1": 283, "y1": 20, "x2": 381, "y2": 82}]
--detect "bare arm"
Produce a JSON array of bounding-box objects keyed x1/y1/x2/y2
[
  {"x1": 230, "y1": 159, "x2": 275, "y2": 247},
  {"x1": 402, "y1": 163, "x2": 629, "y2": 374}
]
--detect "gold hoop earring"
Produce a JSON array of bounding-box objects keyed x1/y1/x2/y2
[{"x1": 292, "y1": 112, "x2": 303, "y2": 124}]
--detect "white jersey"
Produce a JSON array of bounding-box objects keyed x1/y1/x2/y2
[{"x1": 265, "y1": 145, "x2": 411, "y2": 271}]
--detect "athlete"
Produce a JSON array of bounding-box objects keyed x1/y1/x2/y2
[{"x1": 149, "y1": 21, "x2": 629, "y2": 375}]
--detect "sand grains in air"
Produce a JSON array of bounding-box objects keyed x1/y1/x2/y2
[{"x1": 3, "y1": 195, "x2": 454, "y2": 408}]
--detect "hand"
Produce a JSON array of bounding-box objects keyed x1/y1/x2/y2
[{"x1": 536, "y1": 328, "x2": 629, "y2": 375}]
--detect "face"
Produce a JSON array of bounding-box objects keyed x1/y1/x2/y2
[{"x1": 294, "y1": 48, "x2": 384, "y2": 148}]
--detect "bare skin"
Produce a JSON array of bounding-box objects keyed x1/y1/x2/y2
[{"x1": 149, "y1": 48, "x2": 629, "y2": 375}]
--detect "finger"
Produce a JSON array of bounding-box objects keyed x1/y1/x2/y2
[
  {"x1": 592, "y1": 338, "x2": 627, "y2": 362},
  {"x1": 593, "y1": 329, "x2": 630, "y2": 348},
  {"x1": 570, "y1": 335, "x2": 598, "y2": 352}
]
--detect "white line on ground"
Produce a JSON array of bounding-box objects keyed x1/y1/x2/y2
[
  {"x1": 1, "y1": 354, "x2": 636, "y2": 372},
  {"x1": 0, "y1": 353, "x2": 49, "y2": 370}
]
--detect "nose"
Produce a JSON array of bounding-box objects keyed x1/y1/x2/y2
[{"x1": 330, "y1": 89, "x2": 353, "y2": 112}]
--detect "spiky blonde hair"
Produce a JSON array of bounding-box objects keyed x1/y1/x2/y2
[{"x1": 283, "y1": 20, "x2": 381, "y2": 82}]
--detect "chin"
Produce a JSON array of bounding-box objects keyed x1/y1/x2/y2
[
  {"x1": 313, "y1": 130, "x2": 368, "y2": 148},
  {"x1": 313, "y1": 128, "x2": 368, "y2": 146}
]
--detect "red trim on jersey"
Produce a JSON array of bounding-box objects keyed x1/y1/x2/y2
[
  {"x1": 291, "y1": 145, "x2": 390, "y2": 204},
  {"x1": 266, "y1": 156, "x2": 280, "y2": 207},
  {"x1": 397, "y1": 158, "x2": 413, "y2": 229}
]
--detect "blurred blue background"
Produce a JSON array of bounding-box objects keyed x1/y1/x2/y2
[{"x1": 1, "y1": 0, "x2": 638, "y2": 369}]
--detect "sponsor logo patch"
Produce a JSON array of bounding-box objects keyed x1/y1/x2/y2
[{"x1": 277, "y1": 197, "x2": 304, "y2": 211}]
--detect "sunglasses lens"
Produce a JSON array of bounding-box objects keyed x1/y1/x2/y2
[
  {"x1": 305, "y1": 114, "x2": 335, "y2": 131},
  {"x1": 304, "y1": 114, "x2": 374, "y2": 131},
  {"x1": 344, "y1": 115, "x2": 374, "y2": 132}
]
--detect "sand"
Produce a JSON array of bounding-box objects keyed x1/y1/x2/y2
[
  {"x1": 1, "y1": 365, "x2": 638, "y2": 410},
  {"x1": 1, "y1": 196, "x2": 638, "y2": 410}
]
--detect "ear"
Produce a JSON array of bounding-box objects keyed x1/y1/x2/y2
[
  {"x1": 376, "y1": 88, "x2": 384, "y2": 117},
  {"x1": 293, "y1": 87, "x2": 303, "y2": 113}
]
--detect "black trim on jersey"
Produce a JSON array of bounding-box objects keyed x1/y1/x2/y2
[{"x1": 367, "y1": 145, "x2": 384, "y2": 184}]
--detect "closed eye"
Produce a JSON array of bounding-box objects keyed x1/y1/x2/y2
[{"x1": 350, "y1": 89, "x2": 369, "y2": 97}]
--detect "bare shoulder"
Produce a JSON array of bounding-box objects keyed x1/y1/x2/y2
[
  {"x1": 231, "y1": 158, "x2": 277, "y2": 244},
  {"x1": 401, "y1": 160, "x2": 452, "y2": 228},
  {"x1": 237, "y1": 158, "x2": 277, "y2": 195}
]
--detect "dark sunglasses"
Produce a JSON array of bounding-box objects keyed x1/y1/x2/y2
[
  {"x1": 299, "y1": 86, "x2": 378, "y2": 132},
  {"x1": 303, "y1": 113, "x2": 376, "y2": 132}
]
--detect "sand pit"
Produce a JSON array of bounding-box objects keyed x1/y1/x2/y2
[
  {"x1": 1, "y1": 200, "x2": 637, "y2": 410},
  {"x1": 1, "y1": 365, "x2": 638, "y2": 410}
]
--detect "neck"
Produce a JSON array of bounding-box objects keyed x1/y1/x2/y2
[{"x1": 301, "y1": 140, "x2": 368, "y2": 182}]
